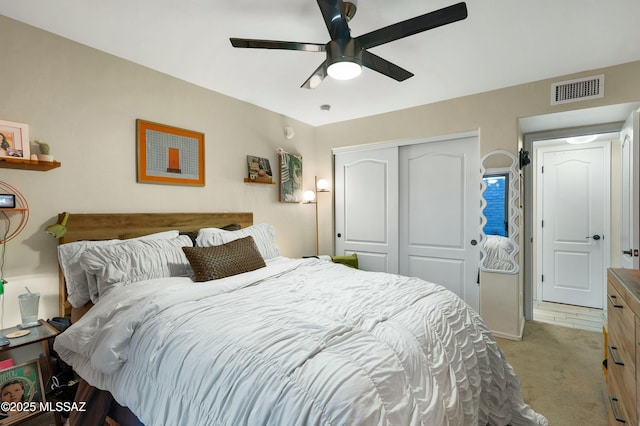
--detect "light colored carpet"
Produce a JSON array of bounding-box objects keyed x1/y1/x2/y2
[{"x1": 496, "y1": 320, "x2": 608, "y2": 426}]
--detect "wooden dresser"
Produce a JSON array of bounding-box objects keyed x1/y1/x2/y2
[{"x1": 607, "y1": 268, "x2": 640, "y2": 425}]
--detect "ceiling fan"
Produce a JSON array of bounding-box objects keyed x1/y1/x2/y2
[{"x1": 230, "y1": 0, "x2": 468, "y2": 89}]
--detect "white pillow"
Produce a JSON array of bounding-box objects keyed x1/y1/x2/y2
[
  {"x1": 57, "y1": 230, "x2": 180, "y2": 308},
  {"x1": 79, "y1": 235, "x2": 193, "y2": 298},
  {"x1": 196, "y1": 223, "x2": 280, "y2": 259},
  {"x1": 58, "y1": 239, "x2": 119, "y2": 308}
]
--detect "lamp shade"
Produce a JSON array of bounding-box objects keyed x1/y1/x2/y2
[
  {"x1": 303, "y1": 190, "x2": 316, "y2": 203},
  {"x1": 45, "y1": 212, "x2": 69, "y2": 238},
  {"x1": 316, "y1": 178, "x2": 330, "y2": 191}
]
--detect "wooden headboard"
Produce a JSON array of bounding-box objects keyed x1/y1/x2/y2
[{"x1": 57, "y1": 212, "x2": 253, "y2": 318}]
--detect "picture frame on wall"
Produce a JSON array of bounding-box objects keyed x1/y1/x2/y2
[
  {"x1": 0, "y1": 360, "x2": 46, "y2": 425},
  {"x1": 136, "y1": 119, "x2": 205, "y2": 186},
  {"x1": 0, "y1": 120, "x2": 29, "y2": 159},
  {"x1": 278, "y1": 150, "x2": 303, "y2": 202},
  {"x1": 246, "y1": 155, "x2": 273, "y2": 184}
]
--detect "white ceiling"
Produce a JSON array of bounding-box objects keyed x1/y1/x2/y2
[{"x1": 1, "y1": 0, "x2": 639, "y2": 127}]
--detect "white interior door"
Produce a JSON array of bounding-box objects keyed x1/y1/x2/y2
[
  {"x1": 538, "y1": 142, "x2": 610, "y2": 309},
  {"x1": 399, "y1": 136, "x2": 480, "y2": 312},
  {"x1": 334, "y1": 147, "x2": 399, "y2": 273},
  {"x1": 620, "y1": 108, "x2": 640, "y2": 269}
]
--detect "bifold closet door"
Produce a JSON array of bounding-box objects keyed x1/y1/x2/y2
[
  {"x1": 399, "y1": 136, "x2": 480, "y2": 312},
  {"x1": 334, "y1": 147, "x2": 399, "y2": 273}
]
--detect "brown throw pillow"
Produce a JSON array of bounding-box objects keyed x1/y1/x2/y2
[{"x1": 182, "y1": 235, "x2": 266, "y2": 281}]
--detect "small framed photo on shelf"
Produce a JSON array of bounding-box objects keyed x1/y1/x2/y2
[
  {"x1": 0, "y1": 360, "x2": 46, "y2": 425},
  {"x1": 0, "y1": 120, "x2": 29, "y2": 160},
  {"x1": 246, "y1": 155, "x2": 273, "y2": 184}
]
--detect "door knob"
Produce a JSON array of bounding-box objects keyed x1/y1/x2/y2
[
  {"x1": 586, "y1": 234, "x2": 601, "y2": 240},
  {"x1": 623, "y1": 249, "x2": 633, "y2": 255}
]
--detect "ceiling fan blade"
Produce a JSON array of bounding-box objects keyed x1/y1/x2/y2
[
  {"x1": 301, "y1": 61, "x2": 328, "y2": 89},
  {"x1": 361, "y1": 51, "x2": 413, "y2": 82},
  {"x1": 357, "y1": 2, "x2": 468, "y2": 50},
  {"x1": 230, "y1": 38, "x2": 326, "y2": 52},
  {"x1": 316, "y1": 0, "x2": 351, "y2": 40}
]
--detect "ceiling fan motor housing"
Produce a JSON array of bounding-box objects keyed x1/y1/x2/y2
[{"x1": 327, "y1": 38, "x2": 362, "y2": 67}]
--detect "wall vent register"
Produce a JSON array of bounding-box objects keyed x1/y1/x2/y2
[{"x1": 551, "y1": 74, "x2": 604, "y2": 105}]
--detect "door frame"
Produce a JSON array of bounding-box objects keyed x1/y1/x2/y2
[
  {"x1": 535, "y1": 139, "x2": 611, "y2": 309},
  {"x1": 523, "y1": 123, "x2": 622, "y2": 320}
]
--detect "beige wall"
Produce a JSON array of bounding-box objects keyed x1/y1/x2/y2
[
  {"x1": 314, "y1": 60, "x2": 640, "y2": 338},
  {"x1": 315, "y1": 61, "x2": 640, "y2": 253},
  {"x1": 0, "y1": 16, "x2": 317, "y2": 325},
  {"x1": 3, "y1": 14, "x2": 640, "y2": 336}
]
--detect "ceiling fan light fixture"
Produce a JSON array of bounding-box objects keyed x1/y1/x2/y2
[
  {"x1": 327, "y1": 60, "x2": 362, "y2": 80},
  {"x1": 343, "y1": 1, "x2": 358, "y2": 21},
  {"x1": 309, "y1": 74, "x2": 324, "y2": 89}
]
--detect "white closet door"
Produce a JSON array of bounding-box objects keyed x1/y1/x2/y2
[
  {"x1": 334, "y1": 147, "x2": 399, "y2": 273},
  {"x1": 399, "y1": 136, "x2": 480, "y2": 312}
]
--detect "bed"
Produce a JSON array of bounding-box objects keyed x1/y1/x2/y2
[{"x1": 52, "y1": 212, "x2": 548, "y2": 426}]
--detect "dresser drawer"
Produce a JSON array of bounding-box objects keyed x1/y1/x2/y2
[
  {"x1": 609, "y1": 362, "x2": 637, "y2": 425},
  {"x1": 607, "y1": 276, "x2": 637, "y2": 426},
  {"x1": 607, "y1": 280, "x2": 636, "y2": 364},
  {"x1": 607, "y1": 390, "x2": 633, "y2": 425},
  {"x1": 637, "y1": 315, "x2": 640, "y2": 425}
]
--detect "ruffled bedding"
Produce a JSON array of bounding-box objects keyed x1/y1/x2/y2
[
  {"x1": 482, "y1": 235, "x2": 515, "y2": 271},
  {"x1": 55, "y1": 257, "x2": 547, "y2": 426}
]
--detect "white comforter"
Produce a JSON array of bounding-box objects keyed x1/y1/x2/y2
[{"x1": 55, "y1": 257, "x2": 547, "y2": 426}]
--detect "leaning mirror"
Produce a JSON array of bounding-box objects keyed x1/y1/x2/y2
[{"x1": 479, "y1": 149, "x2": 520, "y2": 274}]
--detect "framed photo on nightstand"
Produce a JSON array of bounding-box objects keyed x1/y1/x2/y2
[{"x1": 0, "y1": 360, "x2": 45, "y2": 425}]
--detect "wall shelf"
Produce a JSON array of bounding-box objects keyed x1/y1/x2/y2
[
  {"x1": 0, "y1": 157, "x2": 61, "y2": 171},
  {"x1": 243, "y1": 178, "x2": 275, "y2": 185},
  {"x1": 0, "y1": 208, "x2": 28, "y2": 213}
]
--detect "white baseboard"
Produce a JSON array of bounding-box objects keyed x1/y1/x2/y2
[{"x1": 491, "y1": 317, "x2": 525, "y2": 341}]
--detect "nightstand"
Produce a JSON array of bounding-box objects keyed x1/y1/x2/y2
[{"x1": 0, "y1": 320, "x2": 62, "y2": 426}]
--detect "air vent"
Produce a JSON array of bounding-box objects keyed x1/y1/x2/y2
[{"x1": 551, "y1": 74, "x2": 604, "y2": 105}]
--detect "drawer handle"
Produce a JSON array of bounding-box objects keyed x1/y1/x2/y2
[
  {"x1": 609, "y1": 396, "x2": 626, "y2": 423},
  {"x1": 608, "y1": 295, "x2": 623, "y2": 309},
  {"x1": 608, "y1": 345, "x2": 625, "y2": 366}
]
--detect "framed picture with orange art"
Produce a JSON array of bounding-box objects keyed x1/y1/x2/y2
[
  {"x1": 0, "y1": 120, "x2": 29, "y2": 160},
  {"x1": 136, "y1": 119, "x2": 205, "y2": 186}
]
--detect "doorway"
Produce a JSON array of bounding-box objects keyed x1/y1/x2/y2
[
  {"x1": 525, "y1": 127, "x2": 619, "y2": 330},
  {"x1": 536, "y1": 140, "x2": 610, "y2": 308}
]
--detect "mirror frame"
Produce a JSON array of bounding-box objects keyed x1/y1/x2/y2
[{"x1": 479, "y1": 149, "x2": 520, "y2": 274}]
